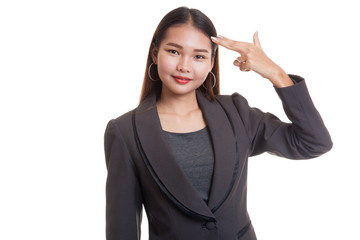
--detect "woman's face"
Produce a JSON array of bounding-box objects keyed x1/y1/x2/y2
[{"x1": 153, "y1": 23, "x2": 214, "y2": 97}]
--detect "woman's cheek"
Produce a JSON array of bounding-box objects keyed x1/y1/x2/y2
[
  {"x1": 195, "y1": 63, "x2": 212, "y2": 81},
  {"x1": 158, "y1": 56, "x2": 177, "y2": 75}
]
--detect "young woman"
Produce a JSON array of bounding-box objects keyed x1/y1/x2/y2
[{"x1": 104, "y1": 6, "x2": 332, "y2": 240}]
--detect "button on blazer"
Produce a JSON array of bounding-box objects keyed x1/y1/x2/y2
[{"x1": 104, "y1": 75, "x2": 332, "y2": 240}]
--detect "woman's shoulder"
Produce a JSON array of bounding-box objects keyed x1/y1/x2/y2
[
  {"x1": 105, "y1": 109, "x2": 136, "y2": 137},
  {"x1": 105, "y1": 92, "x2": 157, "y2": 137},
  {"x1": 216, "y1": 92, "x2": 250, "y2": 109}
]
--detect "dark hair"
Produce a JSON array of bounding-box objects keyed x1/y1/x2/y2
[{"x1": 139, "y1": 6, "x2": 220, "y2": 103}]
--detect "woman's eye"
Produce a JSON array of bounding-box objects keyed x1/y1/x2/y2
[
  {"x1": 168, "y1": 50, "x2": 179, "y2": 55},
  {"x1": 195, "y1": 55, "x2": 205, "y2": 60}
]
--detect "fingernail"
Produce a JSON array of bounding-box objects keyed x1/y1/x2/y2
[
  {"x1": 210, "y1": 36, "x2": 217, "y2": 42},
  {"x1": 217, "y1": 35, "x2": 224, "y2": 39}
]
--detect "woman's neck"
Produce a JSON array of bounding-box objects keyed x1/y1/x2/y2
[
  {"x1": 156, "y1": 89, "x2": 206, "y2": 133},
  {"x1": 156, "y1": 89, "x2": 199, "y2": 115}
]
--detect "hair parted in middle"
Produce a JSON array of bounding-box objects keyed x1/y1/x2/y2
[{"x1": 139, "y1": 6, "x2": 220, "y2": 103}]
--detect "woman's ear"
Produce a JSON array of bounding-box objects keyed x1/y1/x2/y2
[{"x1": 151, "y1": 43, "x2": 158, "y2": 64}]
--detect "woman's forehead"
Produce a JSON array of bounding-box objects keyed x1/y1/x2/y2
[{"x1": 161, "y1": 24, "x2": 212, "y2": 50}]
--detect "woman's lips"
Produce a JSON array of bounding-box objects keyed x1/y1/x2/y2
[{"x1": 173, "y1": 76, "x2": 191, "y2": 84}]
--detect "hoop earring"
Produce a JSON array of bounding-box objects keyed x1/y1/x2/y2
[
  {"x1": 202, "y1": 72, "x2": 216, "y2": 89},
  {"x1": 148, "y1": 63, "x2": 158, "y2": 82}
]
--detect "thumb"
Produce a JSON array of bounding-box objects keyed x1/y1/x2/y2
[{"x1": 253, "y1": 31, "x2": 262, "y2": 49}]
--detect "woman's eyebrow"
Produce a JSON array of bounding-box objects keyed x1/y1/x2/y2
[{"x1": 165, "y1": 42, "x2": 209, "y2": 53}]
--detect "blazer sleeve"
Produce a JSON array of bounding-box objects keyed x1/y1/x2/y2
[
  {"x1": 104, "y1": 120, "x2": 143, "y2": 240},
  {"x1": 232, "y1": 75, "x2": 333, "y2": 159}
]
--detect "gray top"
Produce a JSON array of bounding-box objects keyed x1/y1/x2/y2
[{"x1": 163, "y1": 127, "x2": 214, "y2": 202}]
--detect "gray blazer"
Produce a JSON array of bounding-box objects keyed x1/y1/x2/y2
[{"x1": 104, "y1": 75, "x2": 332, "y2": 240}]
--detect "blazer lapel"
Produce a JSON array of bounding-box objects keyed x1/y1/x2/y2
[
  {"x1": 196, "y1": 91, "x2": 238, "y2": 212},
  {"x1": 134, "y1": 92, "x2": 215, "y2": 220}
]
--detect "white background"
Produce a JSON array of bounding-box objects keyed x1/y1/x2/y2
[{"x1": 1, "y1": 0, "x2": 359, "y2": 239}]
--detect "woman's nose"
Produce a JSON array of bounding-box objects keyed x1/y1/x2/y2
[{"x1": 176, "y1": 57, "x2": 191, "y2": 73}]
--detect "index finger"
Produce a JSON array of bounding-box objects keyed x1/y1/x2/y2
[{"x1": 211, "y1": 35, "x2": 248, "y2": 54}]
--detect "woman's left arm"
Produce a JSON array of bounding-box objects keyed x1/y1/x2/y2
[
  {"x1": 212, "y1": 32, "x2": 333, "y2": 159},
  {"x1": 231, "y1": 76, "x2": 333, "y2": 159}
]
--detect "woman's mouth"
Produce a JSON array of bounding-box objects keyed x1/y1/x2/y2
[{"x1": 173, "y1": 76, "x2": 191, "y2": 84}]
